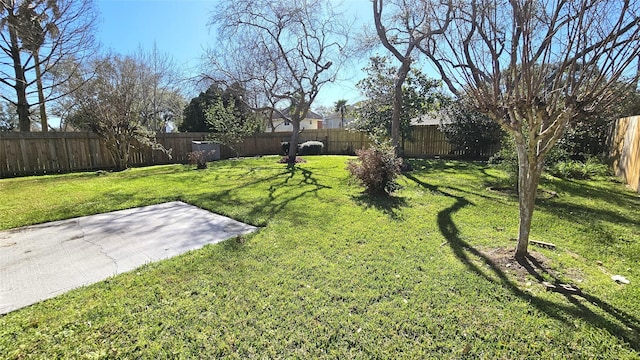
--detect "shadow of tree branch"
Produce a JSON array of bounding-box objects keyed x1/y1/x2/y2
[
  {"x1": 405, "y1": 173, "x2": 640, "y2": 352},
  {"x1": 203, "y1": 165, "x2": 332, "y2": 228}
]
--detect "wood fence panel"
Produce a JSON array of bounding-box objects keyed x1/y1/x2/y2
[
  {"x1": 404, "y1": 128, "x2": 420, "y2": 157},
  {"x1": 35, "y1": 136, "x2": 52, "y2": 173},
  {"x1": 0, "y1": 134, "x2": 7, "y2": 175},
  {"x1": 404, "y1": 126, "x2": 452, "y2": 157},
  {"x1": 47, "y1": 137, "x2": 64, "y2": 172},
  {"x1": 245, "y1": 132, "x2": 288, "y2": 156},
  {"x1": 163, "y1": 134, "x2": 183, "y2": 163},
  {"x1": 162, "y1": 133, "x2": 205, "y2": 163},
  {"x1": 1, "y1": 127, "x2": 499, "y2": 178},
  {"x1": 19, "y1": 136, "x2": 30, "y2": 173},
  {"x1": 65, "y1": 133, "x2": 93, "y2": 170},
  {"x1": 82, "y1": 135, "x2": 95, "y2": 169},
  {"x1": 0, "y1": 132, "x2": 208, "y2": 178},
  {"x1": 609, "y1": 116, "x2": 640, "y2": 192},
  {"x1": 64, "y1": 133, "x2": 84, "y2": 170},
  {"x1": 4, "y1": 137, "x2": 21, "y2": 175},
  {"x1": 161, "y1": 134, "x2": 182, "y2": 163}
]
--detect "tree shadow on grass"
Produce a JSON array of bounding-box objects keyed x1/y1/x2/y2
[
  {"x1": 536, "y1": 192, "x2": 640, "y2": 231},
  {"x1": 407, "y1": 158, "x2": 488, "y2": 173},
  {"x1": 405, "y1": 173, "x2": 640, "y2": 353},
  {"x1": 351, "y1": 193, "x2": 408, "y2": 220},
  {"x1": 202, "y1": 165, "x2": 332, "y2": 227},
  {"x1": 548, "y1": 177, "x2": 640, "y2": 208}
]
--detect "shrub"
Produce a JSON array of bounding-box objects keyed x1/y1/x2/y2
[
  {"x1": 491, "y1": 133, "x2": 612, "y2": 183},
  {"x1": 188, "y1": 150, "x2": 214, "y2": 169},
  {"x1": 440, "y1": 99, "x2": 504, "y2": 159},
  {"x1": 281, "y1": 140, "x2": 325, "y2": 156},
  {"x1": 298, "y1": 141, "x2": 324, "y2": 155},
  {"x1": 548, "y1": 157, "x2": 611, "y2": 180},
  {"x1": 560, "y1": 116, "x2": 611, "y2": 161},
  {"x1": 488, "y1": 135, "x2": 518, "y2": 188},
  {"x1": 548, "y1": 160, "x2": 585, "y2": 179},
  {"x1": 544, "y1": 143, "x2": 570, "y2": 166},
  {"x1": 347, "y1": 142, "x2": 402, "y2": 195}
]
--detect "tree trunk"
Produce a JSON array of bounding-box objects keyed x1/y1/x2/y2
[
  {"x1": 114, "y1": 140, "x2": 130, "y2": 171},
  {"x1": 34, "y1": 51, "x2": 48, "y2": 132},
  {"x1": 8, "y1": 16, "x2": 31, "y2": 132},
  {"x1": 288, "y1": 119, "x2": 300, "y2": 165},
  {"x1": 391, "y1": 60, "x2": 410, "y2": 155},
  {"x1": 267, "y1": 109, "x2": 277, "y2": 132},
  {"x1": 105, "y1": 132, "x2": 130, "y2": 172},
  {"x1": 514, "y1": 139, "x2": 544, "y2": 259}
]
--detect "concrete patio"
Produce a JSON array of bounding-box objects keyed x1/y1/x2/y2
[{"x1": 0, "y1": 201, "x2": 257, "y2": 314}]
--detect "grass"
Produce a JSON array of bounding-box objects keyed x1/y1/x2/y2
[{"x1": 1, "y1": 155, "x2": 639, "y2": 358}]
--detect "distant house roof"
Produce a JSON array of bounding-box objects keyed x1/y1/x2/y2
[
  {"x1": 322, "y1": 112, "x2": 352, "y2": 122},
  {"x1": 410, "y1": 112, "x2": 451, "y2": 126},
  {"x1": 272, "y1": 108, "x2": 323, "y2": 120}
]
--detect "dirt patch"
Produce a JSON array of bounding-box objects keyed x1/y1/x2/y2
[
  {"x1": 277, "y1": 156, "x2": 307, "y2": 164},
  {"x1": 479, "y1": 247, "x2": 590, "y2": 297},
  {"x1": 480, "y1": 246, "x2": 556, "y2": 283}
]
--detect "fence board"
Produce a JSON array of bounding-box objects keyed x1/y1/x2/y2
[{"x1": 609, "y1": 116, "x2": 640, "y2": 192}]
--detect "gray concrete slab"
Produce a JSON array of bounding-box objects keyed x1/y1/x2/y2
[{"x1": 0, "y1": 201, "x2": 257, "y2": 314}]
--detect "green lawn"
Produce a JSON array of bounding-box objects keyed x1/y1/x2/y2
[{"x1": 1, "y1": 156, "x2": 639, "y2": 358}]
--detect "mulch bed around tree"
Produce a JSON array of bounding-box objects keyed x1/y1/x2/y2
[
  {"x1": 277, "y1": 156, "x2": 307, "y2": 164},
  {"x1": 480, "y1": 247, "x2": 555, "y2": 282}
]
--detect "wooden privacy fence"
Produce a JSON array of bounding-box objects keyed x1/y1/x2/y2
[
  {"x1": 6, "y1": 122, "x2": 638, "y2": 190},
  {"x1": 213, "y1": 128, "x2": 374, "y2": 157},
  {"x1": 234, "y1": 127, "x2": 470, "y2": 158},
  {"x1": 609, "y1": 116, "x2": 640, "y2": 192},
  {"x1": 1, "y1": 126, "x2": 488, "y2": 178},
  {"x1": 0, "y1": 132, "x2": 210, "y2": 178}
]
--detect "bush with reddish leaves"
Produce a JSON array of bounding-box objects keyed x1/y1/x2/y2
[
  {"x1": 347, "y1": 142, "x2": 402, "y2": 195},
  {"x1": 188, "y1": 150, "x2": 215, "y2": 169}
]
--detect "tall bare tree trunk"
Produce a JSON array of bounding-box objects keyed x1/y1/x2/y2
[
  {"x1": 8, "y1": 18, "x2": 31, "y2": 132},
  {"x1": 34, "y1": 51, "x2": 48, "y2": 132}
]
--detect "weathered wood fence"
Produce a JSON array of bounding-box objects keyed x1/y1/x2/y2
[
  {"x1": 0, "y1": 132, "x2": 210, "y2": 178},
  {"x1": 0, "y1": 126, "x2": 489, "y2": 178},
  {"x1": 234, "y1": 127, "x2": 480, "y2": 158},
  {"x1": 609, "y1": 116, "x2": 640, "y2": 192}
]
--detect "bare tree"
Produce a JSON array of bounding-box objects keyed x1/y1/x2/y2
[
  {"x1": 420, "y1": 0, "x2": 640, "y2": 258},
  {"x1": 372, "y1": 0, "x2": 452, "y2": 153},
  {"x1": 64, "y1": 54, "x2": 172, "y2": 170},
  {"x1": 0, "y1": 0, "x2": 97, "y2": 132},
  {"x1": 135, "y1": 43, "x2": 185, "y2": 133},
  {"x1": 206, "y1": 0, "x2": 351, "y2": 164}
]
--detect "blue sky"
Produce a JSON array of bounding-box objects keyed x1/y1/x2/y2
[{"x1": 96, "y1": 0, "x2": 373, "y2": 110}]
